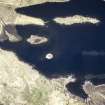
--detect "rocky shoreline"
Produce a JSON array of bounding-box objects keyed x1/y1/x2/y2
[{"x1": 0, "y1": 48, "x2": 86, "y2": 105}]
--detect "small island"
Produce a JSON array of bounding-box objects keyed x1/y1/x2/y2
[
  {"x1": 27, "y1": 35, "x2": 48, "y2": 45},
  {"x1": 53, "y1": 15, "x2": 100, "y2": 25}
]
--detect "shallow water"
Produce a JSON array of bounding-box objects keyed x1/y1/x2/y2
[{"x1": 1, "y1": 0, "x2": 105, "y2": 98}]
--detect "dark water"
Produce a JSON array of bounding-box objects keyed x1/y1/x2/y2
[{"x1": 1, "y1": 0, "x2": 105, "y2": 98}]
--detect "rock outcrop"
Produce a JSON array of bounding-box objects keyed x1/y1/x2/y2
[{"x1": 83, "y1": 81, "x2": 105, "y2": 105}]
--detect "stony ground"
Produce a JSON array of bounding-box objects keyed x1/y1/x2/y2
[
  {"x1": 0, "y1": 48, "x2": 86, "y2": 105},
  {"x1": 0, "y1": 0, "x2": 70, "y2": 7}
]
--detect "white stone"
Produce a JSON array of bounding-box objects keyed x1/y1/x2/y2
[{"x1": 45, "y1": 53, "x2": 54, "y2": 60}]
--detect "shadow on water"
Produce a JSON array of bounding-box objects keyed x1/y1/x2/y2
[
  {"x1": 16, "y1": 0, "x2": 105, "y2": 22},
  {"x1": 1, "y1": 0, "x2": 105, "y2": 99}
]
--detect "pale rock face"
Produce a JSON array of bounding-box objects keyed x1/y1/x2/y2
[
  {"x1": 0, "y1": 0, "x2": 70, "y2": 7},
  {"x1": 85, "y1": 74, "x2": 105, "y2": 80},
  {"x1": 0, "y1": 5, "x2": 17, "y2": 24},
  {"x1": 0, "y1": 21, "x2": 8, "y2": 42},
  {"x1": 82, "y1": 81, "x2": 95, "y2": 95}
]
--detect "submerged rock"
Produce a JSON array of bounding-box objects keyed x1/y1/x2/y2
[
  {"x1": 15, "y1": 15, "x2": 45, "y2": 26},
  {"x1": 27, "y1": 35, "x2": 48, "y2": 45},
  {"x1": 83, "y1": 81, "x2": 105, "y2": 105},
  {"x1": 85, "y1": 74, "x2": 105, "y2": 80}
]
